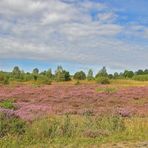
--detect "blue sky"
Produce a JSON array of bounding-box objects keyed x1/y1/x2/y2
[{"x1": 0, "y1": 0, "x2": 148, "y2": 74}]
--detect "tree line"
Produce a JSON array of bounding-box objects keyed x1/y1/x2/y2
[{"x1": 0, "y1": 66, "x2": 148, "y2": 84}]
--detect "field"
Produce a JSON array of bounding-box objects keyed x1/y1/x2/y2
[{"x1": 0, "y1": 80, "x2": 148, "y2": 147}]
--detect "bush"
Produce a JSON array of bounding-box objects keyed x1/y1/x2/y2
[
  {"x1": 96, "y1": 77, "x2": 110, "y2": 84},
  {"x1": 133, "y1": 74, "x2": 148, "y2": 81},
  {"x1": 75, "y1": 80, "x2": 80, "y2": 85},
  {"x1": 37, "y1": 76, "x2": 52, "y2": 85},
  {"x1": 0, "y1": 73, "x2": 9, "y2": 85},
  {"x1": 73, "y1": 71, "x2": 86, "y2": 80}
]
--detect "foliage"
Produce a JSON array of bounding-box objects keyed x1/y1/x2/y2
[
  {"x1": 1, "y1": 66, "x2": 148, "y2": 83},
  {"x1": 74, "y1": 71, "x2": 86, "y2": 80},
  {"x1": 55, "y1": 66, "x2": 71, "y2": 82},
  {"x1": 0, "y1": 113, "x2": 26, "y2": 137},
  {"x1": 12, "y1": 66, "x2": 21, "y2": 79},
  {"x1": 0, "y1": 100, "x2": 15, "y2": 109},
  {"x1": 133, "y1": 74, "x2": 148, "y2": 81},
  {"x1": 1, "y1": 115, "x2": 148, "y2": 147},
  {"x1": 32, "y1": 68, "x2": 39, "y2": 75},
  {"x1": 96, "y1": 77, "x2": 110, "y2": 84},
  {"x1": 46, "y1": 69, "x2": 53, "y2": 79},
  {"x1": 0, "y1": 72, "x2": 9, "y2": 85},
  {"x1": 37, "y1": 75, "x2": 52, "y2": 85},
  {"x1": 87, "y1": 69, "x2": 94, "y2": 80},
  {"x1": 95, "y1": 67, "x2": 108, "y2": 78},
  {"x1": 123, "y1": 70, "x2": 134, "y2": 78}
]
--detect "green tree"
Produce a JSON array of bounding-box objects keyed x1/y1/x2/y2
[
  {"x1": 12, "y1": 66, "x2": 21, "y2": 79},
  {"x1": 114, "y1": 72, "x2": 119, "y2": 79},
  {"x1": 95, "y1": 66, "x2": 108, "y2": 78},
  {"x1": 135, "y1": 69, "x2": 144, "y2": 75},
  {"x1": 123, "y1": 70, "x2": 134, "y2": 78},
  {"x1": 144, "y1": 69, "x2": 148, "y2": 75},
  {"x1": 32, "y1": 68, "x2": 39, "y2": 74},
  {"x1": 87, "y1": 69, "x2": 94, "y2": 80},
  {"x1": 32, "y1": 68, "x2": 39, "y2": 81},
  {"x1": 74, "y1": 71, "x2": 86, "y2": 80},
  {"x1": 55, "y1": 66, "x2": 71, "y2": 82},
  {"x1": 46, "y1": 69, "x2": 53, "y2": 79},
  {"x1": 63, "y1": 70, "x2": 71, "y2": 81}
]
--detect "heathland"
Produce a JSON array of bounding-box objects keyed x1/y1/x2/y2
[{"x1": 0, "y1": 66, "x2": 148, "y2": 147}]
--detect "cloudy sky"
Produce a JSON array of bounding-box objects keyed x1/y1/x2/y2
[{"x1": 0, "y1": 0, "x2": 148, "y2": 73}]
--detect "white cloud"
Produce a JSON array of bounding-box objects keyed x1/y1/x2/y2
[
  {"x1": 0, "y1": 0, "x2": 46, "y2": 17},
  {"x1": 0, "y1": 0, "x2": 148, "y2": 70},
  {"x1": 97, "y1": 12, "x2": 117, "y2": 23}
]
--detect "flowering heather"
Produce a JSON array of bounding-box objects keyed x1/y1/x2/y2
[{"x1": 0, "y1": 84, "x2": 148, "y2": 120}]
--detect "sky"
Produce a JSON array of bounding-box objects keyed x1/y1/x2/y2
[{"x1": 0, "y1": 0, "x2": 148, "y2": 74}]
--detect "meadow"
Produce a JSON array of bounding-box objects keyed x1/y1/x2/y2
[{"x1": 0, "y1": 79, "x2": 148, "y2": 147}]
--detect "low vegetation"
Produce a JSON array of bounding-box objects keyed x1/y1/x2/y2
[
  {"x1": 0, "y1": 113, "x2": 148, "y2": 147},
  {"x1": 96, "y1": 87, "x2": 117, "y2": 94},
  {"x1": 0, "y1": 100, "x2": 15, "y2": 109},
  {"x1": 0, "y1": 66, "x2": 148, "y2": 147}
]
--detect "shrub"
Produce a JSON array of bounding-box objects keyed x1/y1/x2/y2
[
  {"x1": 75, "y1": 80, "x2": 80, "y2": 85},
  {"x1": 37, "y1": 76, "x2": 52, "y2": 85},
  {"x1": 0, "y1": 73, "x2": 9, "y2": 85},
  {"x1": 73, "y1": 71, "x2": 86, "y2": 80},
  {"x1": 96, "y1": 77, "x2": 110, "y2": 84},
  {"x1": 3, "y1": 77, "x2": 9, "y2": 85}
]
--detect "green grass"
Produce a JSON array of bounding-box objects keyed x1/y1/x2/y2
[
  {"x1": 0, "y1": 114, "x2": 148, "y2": 147},
  {"x1": 0, "y1": 100, "x2": 15, "y2": 109}
]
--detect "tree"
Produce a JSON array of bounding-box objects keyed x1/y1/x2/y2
[
  {"x1": 32, "y1": 68, "x2": 39, "y2": 81},
  {"x1": 114, "y1": 72, "x2": 119, "y2": 79},
  {"x1": 123, "y1": 70, "x2": 134, "y2": 78},
  {"x1": 135, "y1": 69, "x2": 144, "y2": 75},
  {"x1": 95, "y1": 66, "x2": 108, "y2": 78},
  {"x1": 12, "y1": 66, "x2": 21, "y2": 79},
  {"x1": 46, "y1": 69, "x2": 52, "y2": 79},
  {"x1": 87, "y1": 69, "x2": 94, "y2": 80},
  {"x1": 108, "y1": 74, "x2": 113, "y2": 79},
  {"x1": 55, "y1": 66, "x2": 70, "y2": 81},
  {"x1": 74, "y1": 71, "x2": 86, "y2": 80},
  {"x1": 144, "y1": 69, "x2": 148, "y2": 75},
  {"x1": 63, "y1": 70, "x2": 71, "y2": 81},
  {"x1": 32, "y1": 68, "x2": 39, "y2": 74}
]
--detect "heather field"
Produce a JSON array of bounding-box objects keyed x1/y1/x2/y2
[{"x1": 0, "y1": 80, "x2": 148, "y2": 147}]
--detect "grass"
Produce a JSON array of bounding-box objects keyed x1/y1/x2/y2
[
  {"x1": 0, "y1": 114, "x2": 148, "y2": 147},
  {"x1": 1, "y1": 80, "x2": 148, "y2": 147},
  {"x1": 111, "y1": 79, "x2": 148, "y2": 87},
  {"x1": 0, "y1": 100, "x2": 15, "y2": 109}
]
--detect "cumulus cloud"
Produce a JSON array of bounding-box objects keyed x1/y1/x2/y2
[{"x1": 0, "y1": 0, "x2": 148, "y2": 70}]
